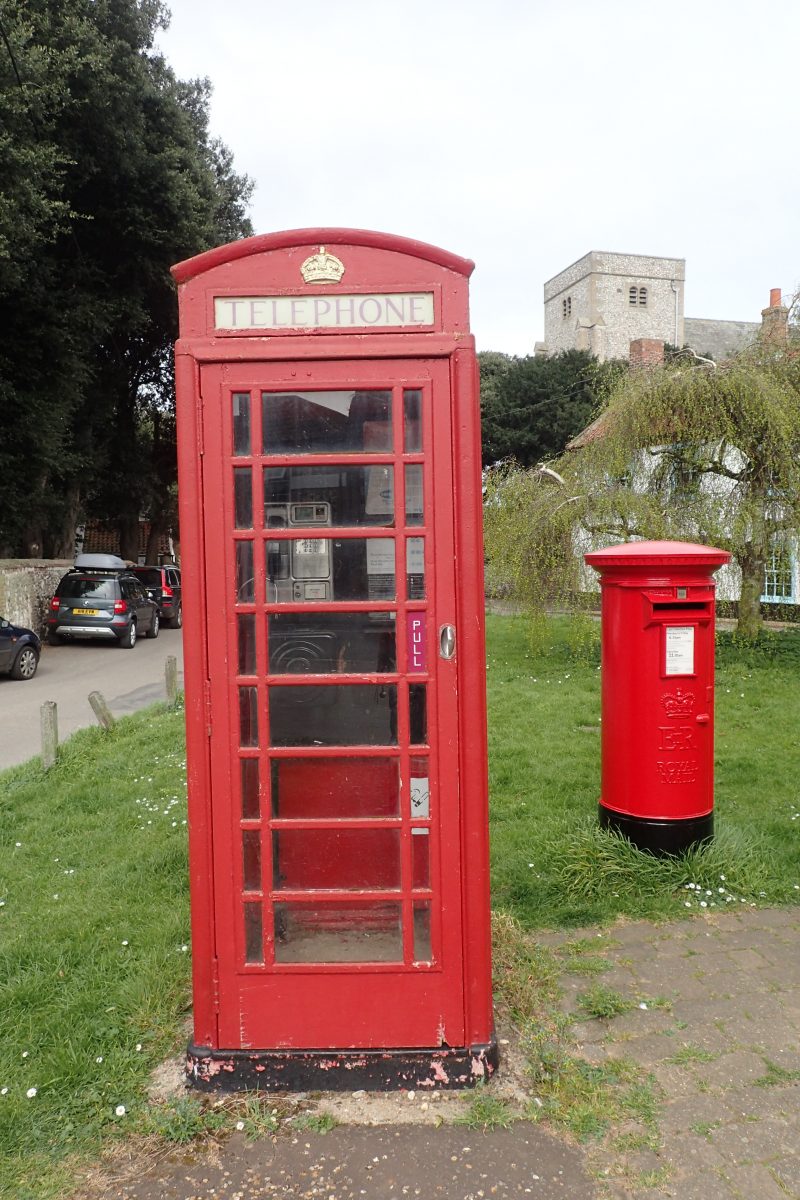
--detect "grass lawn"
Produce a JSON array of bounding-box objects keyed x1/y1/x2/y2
[
  {"x1": 487, "y1": 614, "x2": 800, "y2": 927},
  {"x1": 0, "y1": 615, "x2": 798, "y2": 1196},
  {"x1": 0, "y1": 705, "x2": 192, "y2": 1199}
]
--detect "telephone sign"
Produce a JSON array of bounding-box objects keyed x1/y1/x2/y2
[{"x1": 172, "y1": 229, "x2": 495, "y2": 1090}]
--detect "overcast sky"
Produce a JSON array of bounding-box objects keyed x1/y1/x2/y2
[{"x1": 155, "y1": 0, "x2": 798, "y2": 354}]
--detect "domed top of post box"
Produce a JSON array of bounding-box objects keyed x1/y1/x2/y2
[{"x1": 585, "y1": 540, "x2": 730, "y2": 576}]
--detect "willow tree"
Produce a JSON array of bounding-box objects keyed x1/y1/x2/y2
[{"x1": 483, "y1": 342, "x2": 800, "y2": 640}]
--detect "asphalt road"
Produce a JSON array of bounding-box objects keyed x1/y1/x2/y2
[{"x1": 0, "y1": 627, "x2": 184, "y2": 770}]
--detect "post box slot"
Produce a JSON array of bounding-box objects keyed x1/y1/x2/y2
[{"x1": 652, "y1": 602, "x2": 710, "y2": 612}]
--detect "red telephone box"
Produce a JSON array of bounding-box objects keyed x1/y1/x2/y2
[
  {"x1": 584, "y1": 540, "x2": 730, "y2": 855},
  {"x1": 171, "y1": 229, "x2": 495, "y2": 1089}
]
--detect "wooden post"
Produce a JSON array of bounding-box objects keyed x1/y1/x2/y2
[
  {"x1": 88, "y1": 691, "x2": 115, "y2": 730},
  {"x1": 41, "y1": 701, "x2": 58, "y2": 769},
  {"x1": 165, "y1": 655, "x2": 178, "y2": 705}
]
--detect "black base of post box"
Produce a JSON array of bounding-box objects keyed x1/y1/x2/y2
[
  {"x1": 599, "y1": 804, "x2": 713, "y2": 856},
  {"x1": 186, "y1": 1038, "x2": 499, "y2": 1092}
]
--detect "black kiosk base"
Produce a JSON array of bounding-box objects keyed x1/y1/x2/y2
[{"x1": 186, "y1": 1038, "x2": 500, "y2": 1092}]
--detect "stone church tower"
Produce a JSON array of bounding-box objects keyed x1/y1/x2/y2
[{"x1": 543, "y1": 251, "x2": 686, "y2": 362}]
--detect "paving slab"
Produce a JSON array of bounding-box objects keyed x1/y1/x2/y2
[
  {"x1": 550, "y1": 909, "x2": 800, "y2": 1197},
  {"x1": 73, "y1": 1124, "x2": 598, "y2": 1199},
  {"x1": 720, "y1": 1162, "x2": 791, "y2": 1200},
  {"x1": 772, "y1": 1154, "x2": 800, "y2": 1193}
]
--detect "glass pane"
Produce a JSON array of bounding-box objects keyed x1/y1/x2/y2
[
  {"x1": 413, "y1": 902, "x2": 432, "y2": 962},
  {"x1": 236, "y1": 540, "x2": 255, "y2": 603},
  {"x1": 263, "y1": 390, "x2": 392, "y2": 454},
  {"x1": 273, "y1": 827, "x2": 401, "y2": 890},
  {"x1": 410, "y1": 756, "x2": 430, "y2": 818},
  {"x1": 266, "y1": 537, "x2": 396, "y2": 603},
  {"x1": 274, "y1": 902, "x2": 402, "y2": 963},
  {"x1": 239, "y1": 686, "x2": 259, "y2": 747},
  {"x1": 57, "y1": 578, "x2": 114, "y2": 600},
  {"x1": 407, "y1": 537, "x2": 425, "y2": 599},
  {"x1": 410, "y1": 684, "x2": 427, "y2": 745},
  {"x1": 232, "y1": 392, "x2": 251, "y2": 455},
  {"x1": 412, "y1": 829, "x2": 430, "y2": 890},
  {"x1": 269, "y1": 684, "x2": 397, "y2": 746},
  {"x1": 233, "y1": 467, "x2": 253, "y2": 529},
  {"x1": 241, "y1": 758, "x2": 260, "y2": 820},
  {"x1": 242, "y1": 829, "x2": 261, "y2": 892},
  {"x1": 237, "y1": 613, "x2": 256, "y2": 675},
  {"x1": 265, "y1": 465, "x2": 394, "y2": 527},
  {"x1": 244, "y1": 902, "x2": 263, "y2": 964},
  {"x1": 132, "y1": 567, "x2": 161, "y2": 587},
  {"x1": 268, "y1": 612, "x2": 396, "y2": 674},
  {"x1": 405, "y1": 465, "x2": 423, "y2": 525},
  {"x1": 403, "y1": 389, "x2": 422, "y2": 453},
  {"x1": 271, "y1": 757, "x2": 399, "y2": 819}
]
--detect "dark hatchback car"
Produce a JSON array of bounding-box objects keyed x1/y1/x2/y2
[
  {"x1": 0, "y1": 617, "x2": 41, "y2": 679},
  {"x1": 130, "y1": 564, "x2": 182, "y2": 627},
  {"x1": 47, "y1": 555, "x2": 159, "y2": 648}
]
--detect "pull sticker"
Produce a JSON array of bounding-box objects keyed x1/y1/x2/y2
[
  {"x1": 665, "y1": 626, "x2": 694, "y2": 675},
  {"x1": 407, "y1": 612, "x2": 427, "y2": 673}
]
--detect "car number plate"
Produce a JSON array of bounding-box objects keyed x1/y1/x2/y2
[{"x1": 73, "y1": 607, "x2": 99, "y2": 615}]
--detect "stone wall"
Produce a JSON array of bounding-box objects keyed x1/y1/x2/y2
[
  {"x1": 593, "y1": 263, "x2": 683, "y2": 360},
  {"x1": 544, "y1": 271, "x2": 593, "y2": 356},
  {"x1": 0, "y1": 561, "x2": 71, "y2": 635},
  {"x1": 543, "y1": 252, "x2": 595, "y2": 302}
]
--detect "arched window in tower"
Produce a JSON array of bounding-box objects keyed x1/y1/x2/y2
[
  {"x1": 638, "y1": 286, "x2": 648, "y2": 306},
  {"x1": 628, "y1": 285, "x2": 638, "y2": 306},
  {"x1": 562, "y1": 296, "x2": 572, "y2": 319}
]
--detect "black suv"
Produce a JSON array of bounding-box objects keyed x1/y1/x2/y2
[
  {"x1": 47, "y1": 555, "x2": 159, "y2": 648},
  {"x1": 130, "y1": 564, "x2": 182, "y2": 628}
]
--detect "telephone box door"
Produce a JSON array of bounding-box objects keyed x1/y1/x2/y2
[{"x1": 200, "y1": 356, "x2": 465, "y2": 1049}]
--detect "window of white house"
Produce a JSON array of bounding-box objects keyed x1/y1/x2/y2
[
  {"x1": 762, "y1": 540, "x2": 796, "y2": 603},
  {"x1": 629, "y1": 285, "x2": 647, "y2": 306},
  {"x1": 562, "y1": 296, "x2": 572, "y2": 319}
]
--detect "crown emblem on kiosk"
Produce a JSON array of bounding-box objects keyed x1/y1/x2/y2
[
  {"x1": 300, "y1": 246, "x2": 345, "y2": 284},
  {"x1": 662, "y1": 688, "x2": 695, "y2": 718}
]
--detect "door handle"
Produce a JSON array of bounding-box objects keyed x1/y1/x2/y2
[
  {"x1": 696, "y1": 713, "x2": 710, "y2": 725},
  {"x1": 439, "y1": 624, "x2": 456, "y2": 660}
]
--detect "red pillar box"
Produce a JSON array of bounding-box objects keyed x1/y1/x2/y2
[
  {"x1": 171, "y1": 229, "x2": 495, "y2": 1090},
  {"x1": 584, "y1": 540, "x2": 730, "y2": 855}
]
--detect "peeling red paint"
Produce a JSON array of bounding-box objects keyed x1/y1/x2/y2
[{"x1": 186, "y1": 1038, "x2": 498, "y2": 1092}]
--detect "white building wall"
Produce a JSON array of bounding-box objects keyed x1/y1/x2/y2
[{"x1": 574, "y1": 446, "x2": 798, "y2": 608}]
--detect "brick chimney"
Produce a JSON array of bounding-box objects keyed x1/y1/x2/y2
[
  {"x1": 629, "y1": 338, "x2": 665, "y2": 369},
  {"x1": 760, "y1": 288, "x2": 789, "y2": 344}
]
